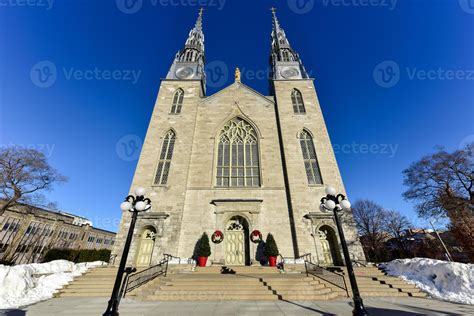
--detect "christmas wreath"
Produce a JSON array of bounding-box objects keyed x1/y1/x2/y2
[
  {"x1": 250, "y1": 230, "x2": 262, "y2": 243},
  {"x1": 211, "y1": 230, "x2": 224, "y2": 244}
]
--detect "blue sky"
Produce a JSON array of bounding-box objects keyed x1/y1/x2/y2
[{"x1": 1, "y1": 1, "x2": 473, "y2": 232}]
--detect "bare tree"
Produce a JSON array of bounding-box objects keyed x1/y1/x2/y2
[
  {"x1": 383, "y1": 209, "x2": 413, "y2": 257},
  {"x1": 0, "y1": 147, "x2": 66, "y2": 216},
  {"x1": 403, "y1": 143, "x2": 474, "y2": 261},
  {"x1": 403, "y1": 143, "x2": 473, "y2": 218},
  {"x1": 351, "y1": 199, "x2": 388, "y2": 262}
]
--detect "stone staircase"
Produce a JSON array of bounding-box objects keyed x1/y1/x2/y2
[
  {"x1": 56, "y1": 264, "x2": 427, "y2": 300},
  {"x1": 337, "y1": 266, "x2": 427, "y2": 298},
  {"x1": 129, "y1": 266, "x2": 341, "y2": 301},
  {"x1": 57, "y1": 267, "x2": 118, "y2": 297}
]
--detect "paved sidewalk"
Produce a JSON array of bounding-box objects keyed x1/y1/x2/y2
[{"x1": 1, "y1": 297, "x2": 472, "y2": 315}]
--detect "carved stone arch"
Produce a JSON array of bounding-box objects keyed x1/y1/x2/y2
[
  {"x1": 222, "y1": 212, "x2": 252, "y2": 230},
  {"x1": 213, "y1": 104, "x2": 263, "y2": 140},
  {"x1": 314, "y1": 221, "x2": 337, "y2": 235},
  {"x1": 315, "y1": 223, "x2": 344, "y2": 266},
  {"x1": 160, "y1": 128, "x2": 177, "y2": 139},
  {"x1": 296, "y1": 128, "x2": 314, "y2": 139},
  {"x1": 138, "y1": 224, "x2": 159, "y2": 237}
]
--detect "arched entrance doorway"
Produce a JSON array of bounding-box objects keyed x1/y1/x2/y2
[
  {"x1": 318, "y1": 225, "x2": 343, "y2": 266},
  {"x1": 136, "y1": 226, "x2": 156, "y2": 266},
  {"x1": 225, "y1": 216, "x2": 250, "y2": 266}
]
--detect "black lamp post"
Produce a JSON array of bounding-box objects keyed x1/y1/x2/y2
[
  {"x1": 103, "y1": 187, "x2": 151, "y2": 316},
  {"x1": 320, "y1": 186, "x2": 368, "y2": 316}
]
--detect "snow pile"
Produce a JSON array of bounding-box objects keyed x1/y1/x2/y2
[
  {"x1": 381, "y1": 258, "x2": 474, "y2": 305},
  {"x1": 0, "y1": 260, "x2": 105, "y2": 309}
]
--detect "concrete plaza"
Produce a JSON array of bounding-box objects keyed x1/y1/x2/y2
[{"x1": 2, "y1": 297, "x2": 472, "y2": 315}]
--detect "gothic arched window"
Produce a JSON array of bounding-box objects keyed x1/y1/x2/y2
[
  {"x1": 299, "y1": 130, "x2": 323, "y2": 185},
  {"x1": 216, "y1": 118, "x2": 260, "y2": 187},
  {"x1": 291, "y1": 89, "x2": 306, "y2": 114},
  {"x1": 170, "y1": 89, "x2": 184, "y2": 114},
  {"x1": 154, "y1": 130, "x2": 176, "y2": 185}
]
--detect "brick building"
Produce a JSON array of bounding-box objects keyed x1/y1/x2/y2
[{"x1": 0, "y1": 202, "x2": 116, "y2": 264}]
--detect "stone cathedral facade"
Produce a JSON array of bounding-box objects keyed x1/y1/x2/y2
[{"x1": 113, "y1": 9, "x2": 365, "y2": 267}]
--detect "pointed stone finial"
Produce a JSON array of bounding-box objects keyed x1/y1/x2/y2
[{"x1": 235, "y1": 67, "x2": 241, "y2": 82}]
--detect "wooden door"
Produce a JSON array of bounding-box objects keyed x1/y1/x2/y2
[{"x1": 225, "y1": 231, "x2": 245, "y2": 265}]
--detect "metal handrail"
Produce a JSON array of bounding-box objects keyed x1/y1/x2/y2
[
  {"x1": 163, "y1": 253, "x2": 181, "y2": 264},
  {"x1": 108, "y1": 254, "x2": 118, "y2": 266},
  {"x1": 123, "y1": 258, "x2": 169, "y2": 296},
  {"x1": 351, "y1": 259, "x2": 367, "y2": 267},
  {"x1": 279, "y1": 252, "x2": 312, "y2": 264},
  {"x1": 304, "y1": 260, "x2": 349, "y2": 297}
]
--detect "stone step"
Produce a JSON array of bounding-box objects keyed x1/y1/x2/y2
[
  {"x1": 155, "y1": 289, "x2": 273, "y2": 296},
  {"x1": 58, "y1": 292, "x2": 111, "y2": 297},
  {"x1": 275, "y1": 288, "x2": 333, "y2": 295},
  {"x1": 162, "y1": 280, "x2": 263, "y2": 286},
  {"x1": 145, "y1": 293, "x2": 279, "y2": 301},
  {"x1": 193, "y1": 267, "x2": 280, "y2": 274},
  {"x1": 156, "y1": 287, "x2": 270, "y2": 293},
  {"x1": 279, "y1": 293, "x2": 340, "y2": 300},
  {"x1": 73, "y1": 278, "x2": 115, "y2": 284},
  {"x1": 61, "y1": 287, "x2": 113, "y2": 293},
  {"x1": 268, "y1": 284, "x2": 326, "y2": 290},
  {"x1": 358, "y1": 291, "x2": 425, "y2": 297},
  {"x1": 65, "y1": 284, "x2": 114, "y2": 289}
]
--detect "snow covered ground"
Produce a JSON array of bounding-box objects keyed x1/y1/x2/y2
[
  {"x1": 0, "y1": 260, "x2": 105, "y2": 309},
  {"x1": 381, "y1": 258, "x2": 473, "y2": 305}
]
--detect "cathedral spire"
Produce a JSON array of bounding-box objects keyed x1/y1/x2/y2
[
  {"x1": 166, "y1": 9, "x2": 206, "y2": 92},
  {"x1": 269, "y1": 8, "x2": 309, "y2": 80}
]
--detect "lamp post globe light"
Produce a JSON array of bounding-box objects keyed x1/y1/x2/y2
[
  {"x1": 320, "y1": 186, "x2": 368, "y2": 316},
  {"x1": 103, "y1": 187, "x2": 151, "y2": 316}
]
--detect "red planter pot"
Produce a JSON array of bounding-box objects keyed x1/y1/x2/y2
[
  {"x1": 268, "y1": 256, "x2": 277, "y2": 267},
  {"x1": 198, "y1": 256, "x2": 208, "y2": 267}
]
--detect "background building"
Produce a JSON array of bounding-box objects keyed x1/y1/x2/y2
[{"x1": 0, "y1": 201, "x2": 116, "y2": 264}]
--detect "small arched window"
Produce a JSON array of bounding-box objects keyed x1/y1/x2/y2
[
  {"x1": 291, "y1": 89, "x2": 305, "y2": 114},
  {"x1": 299, "y1": 130, "x2": 323, "y2": 185},
  {"x1": 216, "y1": 118, "x2": 260, "y2": 187},
  {"x1": 154, "y1": 130, "x2": 176, "y2": 185},
  {"x1": 170, "y1": 89, "x2": 184, "y2": 114}
]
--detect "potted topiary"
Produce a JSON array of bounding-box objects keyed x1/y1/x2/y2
[
  {"x1": 264, "y1": 233, "x2": 279, "y2": 267},
  {"x1": 197, "y1": 232, "x2": 211, "y2": 267}
]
